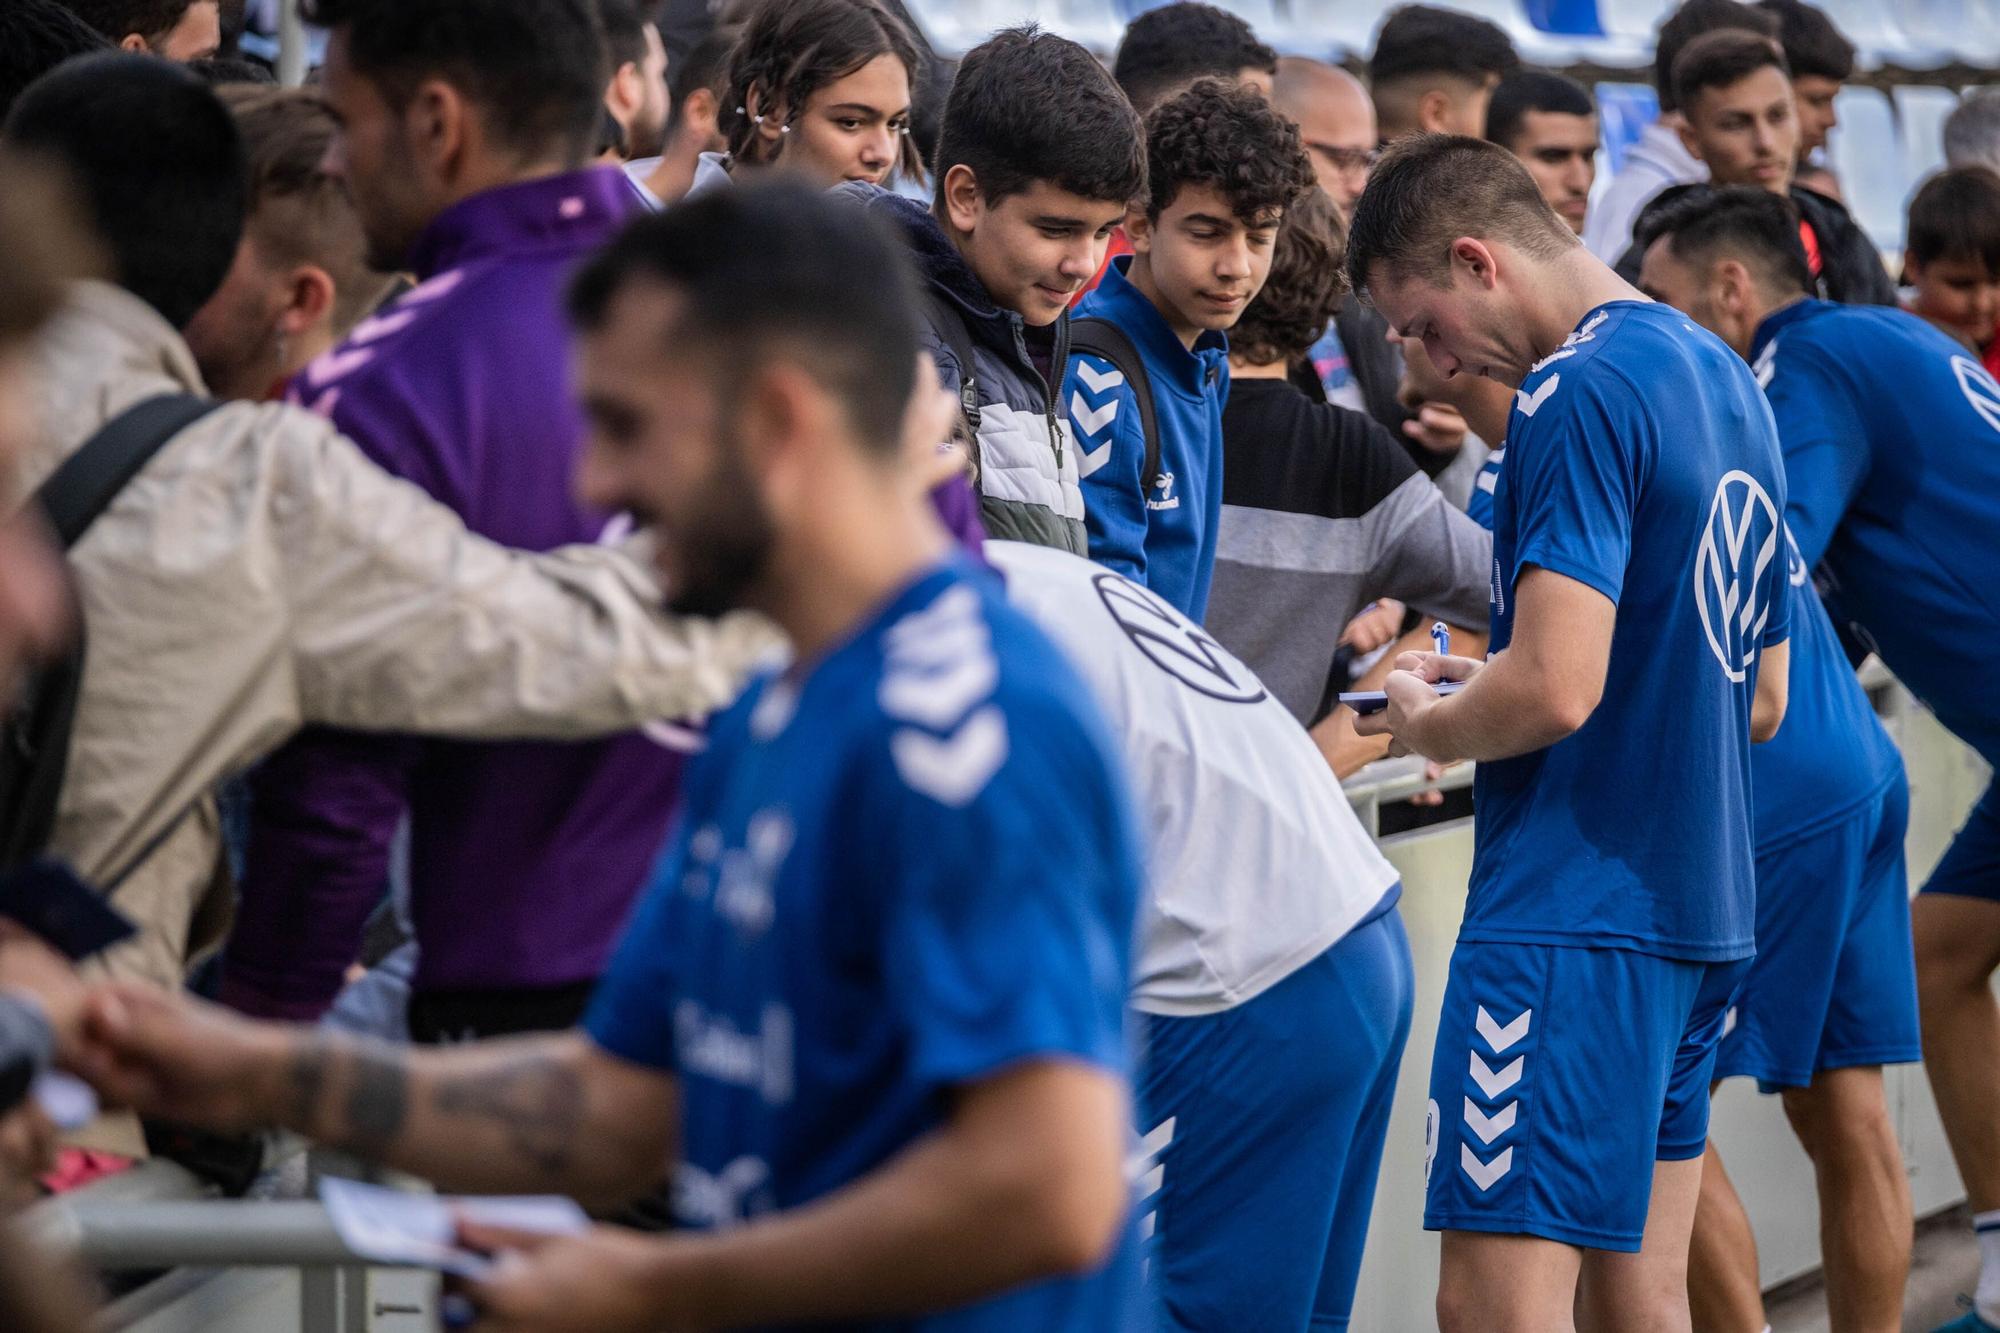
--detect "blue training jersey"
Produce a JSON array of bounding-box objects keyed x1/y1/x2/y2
[
  {"x1": 1473, "y1": 302, "x2": 1790, "y2": 961},
  {"x1": 1468, "y1": 455, "x2": 1897, "y2": 850},
  {"x1": 584, "y1": 560, "x2": 1151, "y2": 1333},
  {"x1": 1752, "y1": 299, "x2": 2000, "y2": 766}
]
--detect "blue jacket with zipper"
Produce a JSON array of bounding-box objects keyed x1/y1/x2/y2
[{"x1": 1068, "y1": 256, "x2": 1231, "y2": 620}]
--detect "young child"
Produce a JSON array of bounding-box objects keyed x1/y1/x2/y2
[{"x1": 1905, "y1": 165, "x2": 2000, "y2": 379}]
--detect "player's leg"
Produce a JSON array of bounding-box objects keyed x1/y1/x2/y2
[
  {"x1": 1426, "y1": 943, "x2": 1698, "y2": 1332},
  {"x1": 1686, "y1": 1139, "x2": 1767, "y2": 1333},
  {"x1": 1136, "y1": 920, "x2": 1393, "y2": 1332},
  {"x1": 1577, "y1": 1156, "x2": 1704, "y2": 1333},
  {"x1": 1579, "y1": 955, "x2": 1746, "y2": 1333},
  {"x1": 1688, "y1": 805, "x2": 1883, "y2": 1331},
  {"x1": 1787, "y1": 778, "x2": 1916, "y2": 1333},
  {"x1": 1437, "y1": 1230, "x2": 1583, "y2": 1333},
  {"x1": 1310, "y1": 905, "x2": 1415, "y2": 1329},
  {"x1": 1779, "y1": 1067, "x2": 1908, "y2": 1332},
  {"x1": 1913, "y1": 783, "x2": 2000, "y2": 1330}
]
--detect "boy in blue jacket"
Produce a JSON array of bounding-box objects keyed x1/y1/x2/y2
[{"x1": 1068, "y1": 79, "x2": 1313, "y2": 620}]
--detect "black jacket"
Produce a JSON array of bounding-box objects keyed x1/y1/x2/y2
[{"x1": 1618, "y1": 182, "x2": 1897, "y2": 307}]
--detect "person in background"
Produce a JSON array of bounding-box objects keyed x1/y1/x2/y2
[
  {"x1": 218, "y1": 0, "x2": 709, "y2": 1048},
  {"x1": 1367, "y1": 4, "x2": 1520, "y2": 142},
  {"x1": 626, "y1": 23, "x2": 735, "y2": 208},
  {"x1": 1635, "y1": 187, "x2": 1919, "y2": 1333},
  {"x1": 1584, "y1": 0, "x2": 1778, "y2": 263},
  {"x1": 1072, "y1": 2, "x2": 1279, "y2": 303},
  {"x1": 0, "y1": 0, "x2": 111, "y2": 123},
  {"x1": 594, "y1": 0, "x2": 669, "y2": 163},
  {"x1": 843, "y1": 25, "x2": 1145, "y2": 554},
  {"x1": 1618, "y1": 30, "x2": 1894, "y2": 305},
  {"x1": 1631, "y1": 185, "x2": 2000, "y2": 1333},
  {"x1": 1111, "y1": 1, "x2": 1277, "y2": 113},
  {"x1": 1272, "y1": 54, "x2": 1416, "y2": 441},
  {"x1": 1903, "y1": 166, "x2": 2000, "y2": 380},
  {"x1": 73, "y1": 183, "x2": 1150, "y2": 1333},
  {"x1": 58, "y1": 0, "x2": 218, "y2": 59},
  {"x1": 700, "y1": 0, "x2": 921, "y2": 196},
  {"x1": 3, "y1": 55, "x2": 772, "y2": 1172},
  {"x1": 1204, "y1": 187, "x2": 1489, "y2": 754},
  {"x1": 182, "y1": 85, "x2": 395, "y2": 401},
  {"x1": 1944, "y1": 88, "x2": 2000, "y2": 176},
  {"x1": 1486, "y1": 70, "x2": 1598, "y2": 237},
  {"x1": 1755, "y1": 0, "x2": 1855, "y2": 173},
  {"x1": 1067, "y1": 80, "x2": 1313, "y2": 620}
]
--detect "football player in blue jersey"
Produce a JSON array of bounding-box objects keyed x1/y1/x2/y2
[
  {"x1": 1638, "y1": 184, "x2": 2000, "y2": 1333},
  {"x1": 1345, "y1": 134, "x2": 1791, "y2": 1333},
  {"x1": 68, "y1": 183, "x2": 1152, "y2": 1333}
]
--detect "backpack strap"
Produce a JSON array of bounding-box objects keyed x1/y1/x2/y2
[
  {"x1": 1067, "y1": 316, "x2": 1161, "y2": 495},
  {"x1": 37, "y1": 394, "x2": 222, "y2": 549},
  {"x1": 923, "y1": 291, "x2": 983, "y2": 434}
]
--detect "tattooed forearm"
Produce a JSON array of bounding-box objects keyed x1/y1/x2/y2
[
  {"x1": 343, "y1": 1043, "x2": 410, "y2": 1154},
  {"x1": 284, "y1": 1036, "x2": 330, "y2": 1128},
  {"x1": 432, "y1": 1056, "x2": 585, "y2": 1177}
]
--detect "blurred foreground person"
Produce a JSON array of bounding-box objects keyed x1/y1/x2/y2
[{"x1": 74, "y1": 182, "x2": 1150, "y2": 1333}]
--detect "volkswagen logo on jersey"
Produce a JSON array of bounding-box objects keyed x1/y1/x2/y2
[
  {"x1": 1952, "y1": 355, "x2": 2000, "y2": 435},
  {"x1": 1092, "y1": 572, "x2": 1266, "y2": 704},
  {"x1": 1694, "y1": 470, "x2": 1782, "y2": 682}
]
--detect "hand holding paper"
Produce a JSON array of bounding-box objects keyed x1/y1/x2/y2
[{"x1": 1352, "y1": 651, "x2": 1485, "y2": 764}]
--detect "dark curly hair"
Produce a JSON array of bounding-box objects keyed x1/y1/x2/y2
[
  {"x1": 302, "y1": 0, "x2": 607, "y2": 164},
  {"x1": 721, "y1": 0, "x2": 922, "y2": 181},
  {"x1": 1142, "y1": 78, "x2": 1314, "y2": 224},
  {"x1": 1230, "y1": 187, "x2": 1346, "y2": 365},
  {"x1": 57, "y1": 0, "x2": 193, "y2": 44}
]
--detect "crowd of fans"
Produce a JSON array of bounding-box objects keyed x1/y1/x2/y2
[{"x1": 0, "y1": 1, "x2": 1994, "y2": 1330}]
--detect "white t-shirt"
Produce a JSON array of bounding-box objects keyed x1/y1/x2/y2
[{"x1": 988, "y1": 541, "x2": 1401, "y2": 1017}]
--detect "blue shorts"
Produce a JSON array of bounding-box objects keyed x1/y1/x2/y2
[
  {"x1": 1423, "y1": 940, "x2": 1748, "y2": 1253},
  {"x1": 1137, "y1": 899, "x2": 1414, "y2": 1331},
  {"x1": 1921, "y1": 778, "x2": 2000, "y2": 903},
  {"x1": 1719, "y1": 774, "x2": 1919, "y2": 1091}
]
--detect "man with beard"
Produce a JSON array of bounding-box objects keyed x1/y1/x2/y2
[
  {"x1": 73, "y1": 182, "x2": 1150, "y2": 1333},
  {"x1": 220, "y1": 0, "x2": 681, "y2": 1044}
]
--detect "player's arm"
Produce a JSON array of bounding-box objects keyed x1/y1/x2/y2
[
  {"x1": 1357, "y1": 566, "x2": 1615, "y2": 764},
  {"x1": 74, "y1": 987, "x2": 675, "y2": 1207},
  {"x1": 464, "y1": 1057, "x2": 1128, "y2": 1329},
  {"x1": 1762, "y1": 352, "x2": 1868, "y2": 567},
  {"x1": 1752, "y1": 637, "x2": 1789, "y2": 742}
]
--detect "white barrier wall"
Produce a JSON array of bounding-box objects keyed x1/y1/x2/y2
[{"x1": 1349, "y1": 689, "x2": 1993, "y2": 1329}]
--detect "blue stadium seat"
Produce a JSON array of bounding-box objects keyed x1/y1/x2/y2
[
  {"x1": 1810, "y1": 0, "x2": 1918, "y2": 67},
  {"x1": 1594, "y1": 0, "x2": 1674, "y2": 43},
  {"x1": 1593, "y1": 82, "x2": 1660, "y2": 177},
  {"x1": 1827, "y1": 86, "x2": 1909, "y2": 252}
]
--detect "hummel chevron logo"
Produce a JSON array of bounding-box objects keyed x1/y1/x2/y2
[
  {"x1": 1461, "y1": 1144, "x2": 1514, "y2": 1191},
  {"x1": 1469, "y1": 1051, "x2": 1524, "y2": 1098},
  {"x1": 1475, "y1": 1006, "x2": 1532, "y2": 1053},
  {"x1": 1069, "y1": 390, "x2": 1118, "y2": 437},
  {"x1": 1075, "y1": 361, "x2": 1125, "y2": 395},
  {"x1": 890, "y1": 706, "x2": 1008, "y2": 808},
  {"x1": 1080, "y1": 438, "x2": 1114, "y2": 478},
  {"x1": 1462, "y1": 1097, "x2": 1516, "y2": 1145},
  {"x1": 1515, "y1": 373, "x2": 1559, "y2": 418}
]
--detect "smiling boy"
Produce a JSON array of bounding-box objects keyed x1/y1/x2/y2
[{"x1": 1065, "y1": 80, "x2": 1313, "y2": 619}]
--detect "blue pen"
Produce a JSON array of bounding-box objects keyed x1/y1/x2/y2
[{"x1": 1431, "y1": 621, "x2": 1450, "y2": 658}]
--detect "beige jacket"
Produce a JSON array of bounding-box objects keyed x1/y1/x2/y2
[{"x1": 20, "y1": 284, "x2": 776, "y2": 1104}]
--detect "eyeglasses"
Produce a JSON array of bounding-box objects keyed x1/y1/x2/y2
[{"x1": 1308, "y1": 142, "x2": 1380, "y2": 175}]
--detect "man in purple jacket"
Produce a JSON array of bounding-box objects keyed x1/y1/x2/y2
[{"x1": 219, "y1": 0, "x2": 682, "y2": 1042}]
